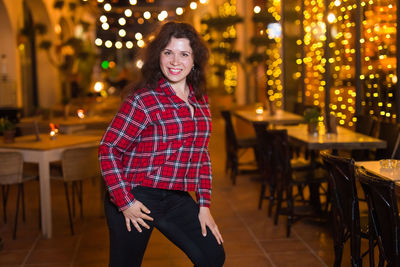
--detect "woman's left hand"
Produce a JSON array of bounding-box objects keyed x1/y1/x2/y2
[{"x1": 198, "y1": 207, "x2": 224, "y2": 245}]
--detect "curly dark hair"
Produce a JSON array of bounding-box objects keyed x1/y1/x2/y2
[{"x1": 128, "y1": 21, "x2": 209, "y2": 100}]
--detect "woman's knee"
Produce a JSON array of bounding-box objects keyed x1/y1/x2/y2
[{"x1": 193, "y1": 245, "x2": 225, "y2": 267}]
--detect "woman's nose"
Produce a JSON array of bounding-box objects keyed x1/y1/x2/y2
[{"x1": 170, "y1": 54, "x2": 179, "y2": 65}]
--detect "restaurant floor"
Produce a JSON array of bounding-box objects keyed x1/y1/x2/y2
[{"x1": 0, "y1": 110, "x2": 370, "y2": 267}]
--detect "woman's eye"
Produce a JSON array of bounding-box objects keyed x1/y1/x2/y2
[
  {"x1": 182, "y1": 53, "x2": 189, "y2": 57},
  {"x1": 163, "y1": 51, "x2": 171, "y2": 55}
]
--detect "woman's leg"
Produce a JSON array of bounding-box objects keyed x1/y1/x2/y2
[
  {"x1": 155, "y1": 191, "x2": 225, "y2": 267},
  {"x1": 104, "y1": 196, "x2": 153, "y2": 267}
]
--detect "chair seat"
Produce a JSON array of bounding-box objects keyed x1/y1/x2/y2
[
  {"x1": 237, "y1": 137, "x2": 258, "y2": 148},
  {"x1": 291, "y1": 157, "x2": 312, "y2": 171},
  {"x1": 292, "y1": 168, "x2": 327, "y2": 184}
]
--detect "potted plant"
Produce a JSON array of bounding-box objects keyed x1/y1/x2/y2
[
  {"x1": 0, "y1": 117, "x2": 17, "y2": 143},
  {"x1": 303, "y1": 107, "x2": 320, "y2": 134}
]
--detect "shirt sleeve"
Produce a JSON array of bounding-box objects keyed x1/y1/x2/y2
[
  {"x1": 98, "y1": 97, "x2": 149, "y2": 211},
  {"x1": 196, "y1": 149, "x2": 212, "y2": 207}
]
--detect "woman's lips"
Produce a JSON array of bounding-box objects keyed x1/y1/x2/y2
[{"x1": 168, "y1": 68, "x2": 182, "y2": 75}]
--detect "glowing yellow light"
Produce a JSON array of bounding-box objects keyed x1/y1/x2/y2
[
  {"x1": 143, "y1": 11, "x2": 151, "y2": 19},
  {"x1": 135, "y1": 32, "x2": 143, "y2": 40},
  {"x1": 95, "y1": 38, "x2": 102, "y2": 46},
  {"x1": 104, "y1": 3, "x2": 111, "y2": 11},
  {"x1": 105, "y1": 40, "x2": 112, "y2": 48},
  {"x1": 125, "y1": 9, "x2": 132, "y2": 17},
  {"x1": 176, "y1": 7, "x2": 184, "y2": 15},
  {"x1": 137, "y1": 40, "x2": 145, "y2": 48},
  {"x1": 254, "y1": 6, "x2": 261, "y2": 13},
  {"x1": 190, "y1": 2, "x2": 197, "y2": 9},
  {"x1": 94, "y1": 82, "x2": 104, "y2": 92},
  {"x1": 118, "y1": 17, "x2": 126, "y2": 26},
  {"x1": 101, "y1": 23, "x2": 109, "y2": 30},
  {"x1": 115, "y1": 41, "x2": 123, "y2": 49},
  {"x1": 119, "y1": 29, "x2": 126, "y2": 37},
  {"x1": 126, "y1": 41, "x2": 133, "y2": 49},
  {"x1": 77, "y1": 109, "x2": 85, "y2": 119},
  {"x1": 100, "y1": 15, "x2": 107, "y2": 23},
  {"x1": 327, "y1": 13, "x2": 336, "y2": 23},
  {"x1": 334, "y1": 0, "x2": 341, "y2": 6},
  {"x1": 199, "y1": 0, "x2": 208, "y2": 3},
  {"x1": 129, "y1": 0, "x2": 137, "y2": 5}
]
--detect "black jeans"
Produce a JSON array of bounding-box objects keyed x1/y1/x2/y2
[{"x1": 104, "y1": 186, "x2": 225, "y2": 267}]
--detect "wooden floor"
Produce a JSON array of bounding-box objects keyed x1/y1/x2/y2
[{"x1": 0, "y1": 109, "x2": 367, "y2": 266}]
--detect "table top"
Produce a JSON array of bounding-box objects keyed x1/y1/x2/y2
[
  {"x1": 280, "y1": 124, "x2": 386, "y2": 150},
  {"x1": 233, "y1": 109, "x2": 304, "y2": 125},
  {"x1": 0, "y1": 134, "x2": 100, "y2": 151},
  {"x1": 19, "y1": 115, "x2": 113, "y2": 126},
  {"x1": 356, "y1": 161, "x2": 400, "y2": 184}
]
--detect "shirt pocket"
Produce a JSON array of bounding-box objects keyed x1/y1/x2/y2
[{"x1": 156, "y1": 110, "x2": 184, "y2": 143}]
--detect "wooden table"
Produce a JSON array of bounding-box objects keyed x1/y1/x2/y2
[
  {"x1": 281, "y1": 124, "x2": 386, "y2": 151},
  {"x1": 0, "y1": 134, "x2": 101, "y2": 238},
  {"x1": 281, "y1": 124, "x2": 386, "y2": 212},
  {"x1": 233, "y1": 109, "x2": 304, "y2": 125},
  {"x1": 18, "y1": 115, "x2": 113, "y2": 134},
  {"x1": 356, "y1": 161, "x2": 400, "y2": 196}
]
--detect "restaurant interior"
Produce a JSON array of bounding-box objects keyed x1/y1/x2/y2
[{"x1": 1, "y1": 0, "x2": 400, "y2": 266}]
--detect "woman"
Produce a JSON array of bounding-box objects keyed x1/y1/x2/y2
[{"x1": 99, "y1": 21, "x2": 225, "y2": 267}]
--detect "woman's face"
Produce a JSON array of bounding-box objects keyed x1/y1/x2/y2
[{"x1": 160, "y1": 37, "x2": 194, "y2": 89}]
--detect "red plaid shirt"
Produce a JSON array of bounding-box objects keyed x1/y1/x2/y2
[{"x1": 99, "y1": 78, "x2": 212, "y2": 210}]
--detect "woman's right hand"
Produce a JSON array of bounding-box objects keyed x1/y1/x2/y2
[{"x1": 122, "y1": 200, "x2": 154, "y2": 232}]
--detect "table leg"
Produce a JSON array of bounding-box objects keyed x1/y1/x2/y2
[{"x1": 38, "y1": 155, "x2": 52, "y2": 239}]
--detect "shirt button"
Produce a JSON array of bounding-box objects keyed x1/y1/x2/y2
[{"x1": 189, "y1": 158, "x2": 192, "y2": 162}]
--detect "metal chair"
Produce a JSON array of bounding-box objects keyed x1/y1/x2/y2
[
  {"x1": 0, "y1": 152, "x2": 38, "y2": 239},
  {"x1": 356, "y1": 167, "x2": 400, "y2": 267},
  {"x1": 220, "y1": 110, "x2": 258, "y2": 185},
  {"x1": 321, "y1": 152, "x2": 373, "y2": 267},
  {"x1": 50, "y1": 146, "x2": 101, "y2": 235}
]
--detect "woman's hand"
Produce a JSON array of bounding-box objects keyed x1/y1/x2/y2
[
  {"x1": 122, "y1": 200, "x2": 154, "y2": 232},
  {"x1": 198, "y1": 207, "x2": 224, "y2": 245}
]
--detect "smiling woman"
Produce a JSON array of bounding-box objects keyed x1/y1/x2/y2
[{"x1": 99, "y1": 22, "x2": 225, "y2": 267}]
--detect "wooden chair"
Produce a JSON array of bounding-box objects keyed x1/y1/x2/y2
[
  {"x1": 321, "y1": 152, "x2": 373, "y2": 267},
  {"x1": 254, "y1": 124, "x2": 312, "y2": 216},
  {"x1": 50, "y1": 146, "x2": 100, "y2": 235},
  {"x1": 220, "y1": 110, "x2": 258, "y2": 185},
  {"x1": 270, "y1": 129, "x2": 328, "y2": 237},
  {"x1": 356, "y1": 167, "x2": 400, "y2": 267},
  {"x1": 0, "y1": 152, "x2": 38, "y2": 239}
]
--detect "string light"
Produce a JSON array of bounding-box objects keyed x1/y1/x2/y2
[{"x1": 176, "y1": 7, "x2": 184, "y2": 15}]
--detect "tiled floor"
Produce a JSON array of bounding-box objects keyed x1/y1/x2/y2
[{"x1": 0, "y1": 107, "x2": 366, "y2": 266}]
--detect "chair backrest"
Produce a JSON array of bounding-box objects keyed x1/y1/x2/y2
[
  {"x1": 220, "y1": 110, "x2": 239, "y2": 151},
  {"x1": 62, "y1": 146, "x2": 101, "y2": 182},
  {"x1": 356, "y1": 167, "x2": 400, "y2": 265},
  {"x1": 253, "y1": 124, "x2": 273, "y2": 177},
  {"x1": 267, "y1": 129, "x2": 292, "y2": 185},
  {"x1": 0, "y1": 152, "x2": 23, "y2": 184},
  {"x1": 375, "y1": 121, "x2": 400, "y2": 160},
  {"x1": 355, "y1": 114, "x2": 375, "y2": 136},
  {"x1": 320, "y1": 152, "x2": 361, "y2": 254}
]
